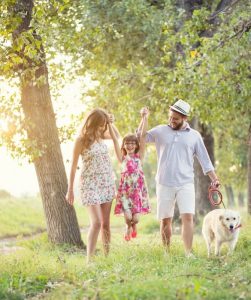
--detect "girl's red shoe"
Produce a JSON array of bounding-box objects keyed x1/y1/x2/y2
[{"x1": 131, "y1": 230, "x2": 137, "y2": 238}]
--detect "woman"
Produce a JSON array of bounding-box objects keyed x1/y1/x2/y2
[{"x1": 66, "y1": 108, "x2": 119, "y2": 262}]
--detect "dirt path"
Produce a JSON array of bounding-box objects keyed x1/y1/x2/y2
[{"x1": 0, "y1": 236, "x2": 26, "y2": 254}]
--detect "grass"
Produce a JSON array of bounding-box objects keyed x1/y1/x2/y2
[
  {"x1": 0, "y1": 195, "x2": 157, "y2": 238},
  {"x1": 0, "y1": 196, "x2": 251, "y2": 299},
  {"x1": 0, "y1": 229, "x2": 251, "y2": 300},
  {"x1": 0, "y1": 196, "x2": 46, "y2": 238}
]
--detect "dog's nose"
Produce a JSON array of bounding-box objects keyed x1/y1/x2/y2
[{"x1": 230, "y1": 225, "x2": 234, "y2": 229}]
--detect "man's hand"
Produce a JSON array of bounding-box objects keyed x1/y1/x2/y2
[
  {"x1": 211, "y1": 179, "x2": 220, "y2": 188},
  {"x1": 140, "y1": 107, "x2": 149, "y2": 118}
]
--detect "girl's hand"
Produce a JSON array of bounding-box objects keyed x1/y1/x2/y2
[
  {"x1": 107, "y1": 114, "x2": 115, "y2": 124},
  {"x1": 66, "y1": 189, "x2": 74, "y2": 205}
]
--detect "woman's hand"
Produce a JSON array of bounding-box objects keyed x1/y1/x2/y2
[
  {"x1": 107, "y1": 113, "x2": 115, "y2": 124},
  {"x1": 66, "y1": 189, "x2": 74, "y2": 205}
]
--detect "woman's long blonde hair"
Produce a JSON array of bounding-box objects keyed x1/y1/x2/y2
[{"x1": 79, "y1": 108, "x2": 108, "y2": 151}]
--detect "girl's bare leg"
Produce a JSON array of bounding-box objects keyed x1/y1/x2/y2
[
  {"x1": 132, "y1": 213, "x2": 140, "y2": 237},
  {"x1": 124, "y1": 210, "x2": 132, "y2": 239},
  {"x1": 100, "y1": 201, "x2": 113, "y2": 256}
]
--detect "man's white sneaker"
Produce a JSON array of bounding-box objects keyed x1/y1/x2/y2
[{"x1": 185, "y1": 252, "x2": 196, "y2": 259}]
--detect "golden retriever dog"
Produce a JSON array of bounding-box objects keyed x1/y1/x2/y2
[{"x1": 202, "y1": 209, "x2": 241, "y2": 257}]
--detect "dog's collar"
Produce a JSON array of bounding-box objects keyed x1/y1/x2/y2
[
  {"x1": 230, "y1": 224, "x2": 242, "y2": 233},
  {"x1": 234, "y1": 224, "x2": 242, "y2": 230}
]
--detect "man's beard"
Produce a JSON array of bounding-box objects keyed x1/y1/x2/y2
[{"x1": 171, "y1": 120, "x2": 184, "y2": 130}]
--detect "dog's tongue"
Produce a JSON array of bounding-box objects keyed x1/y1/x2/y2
[{"x1": 230, "y1": 228, "x2": 234, "y2": 233}]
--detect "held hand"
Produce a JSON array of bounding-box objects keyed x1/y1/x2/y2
[
  {"x1": 107, "y1": 113, "x2": 115, "y2": 124},
  {"x1": 140, "y1": 107, "x2": 149, "y2": 118},
  {"x1": 66, "y1": 189, "x2": 74, "y2": 205}
]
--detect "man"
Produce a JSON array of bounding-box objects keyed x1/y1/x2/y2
[{"x1": 138, "y1": 100, "x2": 220, "y2": 257}]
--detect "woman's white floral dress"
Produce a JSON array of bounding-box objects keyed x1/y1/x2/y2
[{"x1": 80, "y1": 141, "x2": 115, "y2": 206}]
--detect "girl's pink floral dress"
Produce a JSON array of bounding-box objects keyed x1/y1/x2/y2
[{"x1": 114, "y1": 153, "x2": 150, "y2": 215}]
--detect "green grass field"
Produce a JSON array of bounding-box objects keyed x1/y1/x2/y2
[
  {"x1": 0, "y1": 196, "x2": 250, "y2": 299},
  {"x1": 0, "y1": 195, "x2": 157, "y2": 238}
]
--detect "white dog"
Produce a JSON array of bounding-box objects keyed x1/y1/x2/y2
[{"x1": 202, "y1": 209, "x2": 241, "y2": 257}]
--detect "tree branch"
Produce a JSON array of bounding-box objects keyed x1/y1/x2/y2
[
  {"x1": 208, "y1": 0, "x2": 242, "y2": 21},
  {"x1": 215, "y1": 18, "x2": 251, "y2": 49}
]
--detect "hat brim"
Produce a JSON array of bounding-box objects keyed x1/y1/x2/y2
[{"x1": 170, "y1": 105, "x2": 189, "y2": 116}]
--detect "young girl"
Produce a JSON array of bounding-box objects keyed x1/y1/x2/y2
[
  {"x1": 107, "y1": 112, "x2": 150, "y2": 241},
  {"x1": 66, "y1": 108, "x2": 119, "y2": 262}
]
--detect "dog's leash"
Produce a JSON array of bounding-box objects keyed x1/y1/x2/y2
[
  {"x1": 208, "y1": 183, "x2": 242, "y2": 232},
  {"x1": 208, "y1": 183, "x2": 226, "y2": 208}
]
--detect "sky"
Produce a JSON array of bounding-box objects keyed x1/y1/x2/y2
[
  {"x1": 0, "y1": 143, "x2": 73, "y2": 197},
  {"x1": 0, "y1": 78, "x2": 94, "y2": 197},
  {"x1": 0, "y1": 147, "x2": 40, "y2": 197}
]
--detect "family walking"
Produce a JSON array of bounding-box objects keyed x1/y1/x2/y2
[{"x1": 66, "y1": 100, "x2": 220, "y2": 262}]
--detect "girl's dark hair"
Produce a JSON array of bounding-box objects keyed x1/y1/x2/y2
[
  {"x1": 79, "y1": 108, "x2": 108, "y2": 151},
  {"x1": 121, "y1": 134, "x2": 140, "y2": 156}
]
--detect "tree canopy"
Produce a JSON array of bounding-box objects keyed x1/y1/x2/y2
[{"x1": 0, "y1": 0, "x2": 250, "y2": 192}]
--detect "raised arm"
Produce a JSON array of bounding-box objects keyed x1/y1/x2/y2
[
  {"x1": 65, "y1": 137, "x2": 82, "y2": 205},
  {"x1": 103, "y1": 114, "x2": 120, "y2": 139},
  {"x1": 107, "y1": 118, "x2": 123, "y2": 163},
  {"x1": 137, "y1": 116, "x2": 144, "y2": 135},
  {"x1": 139, "y1": 114, "x2": 148, "y2": 160},
  {"x1": 137, "y1": 107, "x2": 149, "y2": 134}
]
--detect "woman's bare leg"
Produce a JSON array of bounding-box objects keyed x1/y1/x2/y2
[
  {"x1": 100, "y1": 201, "x2": 113, "y2": 256},
  {"x1": 86, "y1": 205, "x2": 102, "y2": 262}
]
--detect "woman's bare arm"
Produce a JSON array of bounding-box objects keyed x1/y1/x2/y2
[
  {"x1": 103, "y1": 114, "x2": 121, "y2": 139},
  {"x1": 65, "y1": 137, "x2": 82, "y2": 205}
]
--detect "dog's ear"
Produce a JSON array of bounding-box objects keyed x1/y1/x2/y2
[{"x1": 219, "y1": 215, "x2": 224, "y2": 221}]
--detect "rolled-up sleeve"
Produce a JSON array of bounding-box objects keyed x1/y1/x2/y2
[
  {"x1": 137, "y1": 126, "x2": 159, "y2": 143},
  {"x1": 145, "y1": 129, "x2": 156, "y2": 143},
  {"x1": 195, "y1": 134, "x2": 214, "y2": 174}
]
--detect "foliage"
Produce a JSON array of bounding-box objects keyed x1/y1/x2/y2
[
  {"x1": 0, "y1": 0, "x2": 83, "y2": 156},
  {"x1": 0, "y1": 0, "x2": 250, "y2": 190},
  {"x1": 68, "y1": 0, "x2": 251, "y2": 190}
]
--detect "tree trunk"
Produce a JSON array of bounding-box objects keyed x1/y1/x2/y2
[
  {"x1": 191, "y1": 118, "x2": 215, "y2": 215},
  {"x1": 12, "y1": 0, "x2": 84, "y2": 247},
  {"x1": 248, "y1": 123, "x2": 251, "y2": 214},
  {"x1": 238, "y1": 192, "x2": 244, "y2": 207},
  {"x1": 215, "y1": 0, "x2": 234, "y2": 12},
  {"x1": 225, "y1": 185, "x2": 235, "y2": 207},
  {"x1": 176, "y1": 0, "x2": 204, "y2": 16}
]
